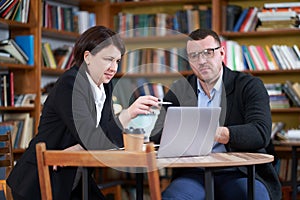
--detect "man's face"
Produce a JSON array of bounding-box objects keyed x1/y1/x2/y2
[{"x1": 187, "y1": 36, "x2": 225, "y2": 84}]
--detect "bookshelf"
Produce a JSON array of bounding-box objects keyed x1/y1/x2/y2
[
  {"x1": 0, "y1": 0, "x2": 299, "y2": 191},
  {"x1": 216, "y1": 0, "x2": 300, "y2": 130},
  {"x1": 0, "y1": 0, "x2": 41, "y2": 154},
  {"x1": 0, "y1": 1, "x2": 299, "y2": 199}
]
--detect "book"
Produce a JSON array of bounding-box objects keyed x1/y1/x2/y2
[
  {"x1": 3, "y1": 113, "x2": 33, "y2": 149},
  {"x1": 14, "y1": 34, "x2": 34, "y2": 66},
  {"x1": 0, "y1": 0, "x2": 13, "y2": 14},
  {"x1": 242, "y1": 7, "x2": 258, "y2": 32},
  {"x1": 0, "y1": 0, "x2": 18, "y2": 18},
  {"x1": 248, "y1": 45, "x2": 264, "y2": 70},
  {"x1": 20, "y1": 93, "x2": 35, "y2": 107},
  {"x1": 264, "y1": 2, "x2": 300, "y2": 9},
  {"x1": 225, "y1": 4, "x2": 242, "y2": 31},
  {"x1": 292, "y1": 82, "x2": 300, "y2": 99},
  {"x1": 264, "y1": 45, "x2": 279, "y2": 70},
  {"x1": 42, "y1": 42, "x2": 57, "y2": 68},
  {"x1": 233, "y1": 8, "x2": 249, "y2": 32},
  {"x1": 282, "y1": 80, "x2": 300, "y2": 107},
  {"x1": 9, "y1": 71, "x2": 14, "y2": 106},
  {"x1": 256, "y1": 45, "x2": 269, "y2": 70},
  {"x1": 0, "y1": 38, "x2": 28, "y2": 64}
]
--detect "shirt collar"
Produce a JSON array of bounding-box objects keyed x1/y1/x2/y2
[
  {"x1": 197, "y1": 68, "x2": 223, "y2": 96},
  {"x1": 86, "y1": 72, "x2": 105, "y2": 103}
]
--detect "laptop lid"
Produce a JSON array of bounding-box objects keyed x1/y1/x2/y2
[{"x1": 157, "y1": 107, "x2": 221, "y2": 158}]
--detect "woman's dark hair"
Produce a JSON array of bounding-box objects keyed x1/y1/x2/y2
[
  {"x1": 73, "y1": 26, "x2": 126, "y2": 67},
  {"x1": 188, "y1": 29, "x2": 221, "y2": 46}
]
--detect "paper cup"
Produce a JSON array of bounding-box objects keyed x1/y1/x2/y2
[{"x1": 123, "y1": 128, "x2": 145, "y2": 152}]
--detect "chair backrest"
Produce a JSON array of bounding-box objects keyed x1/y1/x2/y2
[
  {"x1": 0, "y1": 131, "x2": 14, "y2": 200},
  {"x1": 36, "y1": 142, "x2": 161, "y2": 200}
]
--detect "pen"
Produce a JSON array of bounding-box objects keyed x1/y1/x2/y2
[{"x1": 158, "y1": 101, "x2": 172, "y2": 105}]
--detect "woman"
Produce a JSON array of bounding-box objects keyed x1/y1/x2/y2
[{"x1": 7, "y1": 26, "x2": 159, "y2": 200}]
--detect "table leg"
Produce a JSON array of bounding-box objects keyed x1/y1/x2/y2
[
  {"x1": 136, "y1": 172, "x2": 144, "y2": 200},
  {"x1": 292, "y1": 146, "x2": 298, "y2": 200},
  {"x1": 247, "y1": 165, "x2": 255, "y2": 200},
  {"x1": 82, "y1": 167, "x2": 88, "y2": 200},
  {"x1": 204, "y1": 168, "x2": 214, "y2": 200}
]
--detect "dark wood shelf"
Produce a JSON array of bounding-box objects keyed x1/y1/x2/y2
[
  {"x1": 0, "y1": 106, "x2": 35, "y2": 111},
  {"x1": 42, "y1": 67, "x2": 66, "y2": 76},
  {"x1": 0, "y1": 18, "x2": 34, "y2": 29},
  {"x1": 0, "y1": 63, "x2": 35, "y2": 70},
  {"x1": 42, "y1": 28, "x2": 80, "y2": 40},
  {"x1": 115, "y1": 70, "x2": 193, "y2": 78},
  {"x1": 221, "y1": 29, "x2": 300, "y2": 38},
  {"x1": 110, "y1": 0, "x2": 211, "y2": 7},
  {"x1": 271, "y1": 108, "x2": 300, "y2": 113}
]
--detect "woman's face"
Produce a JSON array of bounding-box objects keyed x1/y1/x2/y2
[{"x1": 84, "y1": 45, "x2": 121, "y2": 86}]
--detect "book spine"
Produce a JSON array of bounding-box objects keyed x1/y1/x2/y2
[{"x1": 282, "y1": 81, "x2": 300, "y2": 107}]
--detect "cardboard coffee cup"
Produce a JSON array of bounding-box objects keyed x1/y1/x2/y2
[{"x1": 123, "y1": 127, "x2": 145, "y2": 152}]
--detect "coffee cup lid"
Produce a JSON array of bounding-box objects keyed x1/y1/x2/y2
[{"x1": 124, "y1": 127, "x2": 145, "y2": 134}]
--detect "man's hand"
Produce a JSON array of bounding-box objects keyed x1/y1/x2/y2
[{"x1": 214, "y1": 127, "x2": 230, "y2": 144}]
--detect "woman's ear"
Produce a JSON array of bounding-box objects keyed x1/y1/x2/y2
[{"x1": 83, "y1": 51, "x2": 90, "y2": 65}]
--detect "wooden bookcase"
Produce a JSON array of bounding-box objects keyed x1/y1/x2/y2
[
  {"x1": 0, "y1": 0, "x2": 299, "y2": 181},
  {"x1": 0, "y1": 0, "x2": 41, "y2": 155},
  {"x1": 0, "y1": 0, "x2": 298, "y2": 198},
  {"x1": 214, "y1": 0, "x2": 300, "y2": 130}
]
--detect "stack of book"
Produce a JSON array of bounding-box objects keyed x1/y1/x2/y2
[
  {"x1": 257, "y1": 2, "x2": 300, "y2": 31},
  {"x1": 265, "y1": 83, "x2": 290, "y2": 109},
  {"x1": 222, "y1": 40, "x2": 300, "y2": 71},
  {"x1": 0, "y1": 35, "x2": 34, "y2": 65},
  {"x1": 42, "y1": 43, "x2": 73, "y2": 70},
  {"x1": 0, "y1": 112, "x2": 34, "y2": 149},
  {"x1": 42, "y1": 1, "x2": 96, "y2": 34},
  {"x1": 0, "y1": 0, "x2": 30, "y2": 23}
]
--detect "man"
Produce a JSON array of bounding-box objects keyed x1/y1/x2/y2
[{"x1": 150, "y1": 29, "x2": 281, "y2": 200}]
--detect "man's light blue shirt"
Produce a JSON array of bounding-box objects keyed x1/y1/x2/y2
[{"x1": 197, "y1": 68, "x2": 226, "y2": 153}]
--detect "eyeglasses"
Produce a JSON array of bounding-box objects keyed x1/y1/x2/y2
[{"x1": 187, "y1": 47, "x2": 221, "y2": 61}]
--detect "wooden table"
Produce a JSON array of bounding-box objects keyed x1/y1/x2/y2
[
  {"x1": 136, "y1": 152, "x2": 273, "y2": 200},
  {"x1": 157, "y1": 153, "x2": 273, "y2": 200},
  {"x1": 82, "y1": 152, "x2": 273, "y2": 200},
  {"x1": 274, "y1": 140, "x2": 300, "y2": 200}
]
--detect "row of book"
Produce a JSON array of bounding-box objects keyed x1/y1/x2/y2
[
  {"x1": 223, "y1": 41, "x2": 300, "y2": 71},
  {"x1": 0, "y1": 113, "x2": 34, "y2": 149},
  {"x1": 0, "y1": 0, "x2": 30, "y2": 23},
  {"x1": 0, "y1": 35, "x2": 34, "y2": 65},
  {"x1": 115, "y1": 5, "x2": 211, "y2": 37},
  {"x1": 265, "y1": 80, "x2": 300, "y2": 109},
  {"x1": 225, "y1": 2, "x2": 300, "y2": 32},
  {"x1": 42, "y1": 0, "x2": 96, "y2": 34},
  {"x1": 42, "y1": 43, "x2": 73, "y2": 70},
  {"x1": 112, "y1": 78, "x2": 168, "y2": 109},
  {"x1": 0, "y1": 70, "x2": 36, "y2": 107},
  {"x1": 276, "y1": 158, "x2": 300, "y2": 182},
  {"x1": 118, "y1": 48, "x2": 189, "y2": 74}
]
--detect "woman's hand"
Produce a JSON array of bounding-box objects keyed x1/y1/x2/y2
[
  {"x1": 127, "y1": 95, "x2": 159, "y2": 119},
  {"x1": 119, "y1": 95, "x2": 159, "y2": 127},
  {"x1": 53, "y1": 144, "x2": 84, "y2": 171}
]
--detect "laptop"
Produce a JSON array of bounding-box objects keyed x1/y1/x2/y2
[{"x1": 157, "y1": 107, "x2": 221, "y2": 158}]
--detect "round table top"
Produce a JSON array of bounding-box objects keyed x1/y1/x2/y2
[{"x1": 157, "y1": 152, "x2": 274, "y2": 168}]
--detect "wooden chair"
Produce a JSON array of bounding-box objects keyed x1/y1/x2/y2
[
  {"x1": 0, "y1": 131, "x2": 14, "y2": 200},
  {"x1": 36, "y1": 142, "x2": 161, "y2": 200}
]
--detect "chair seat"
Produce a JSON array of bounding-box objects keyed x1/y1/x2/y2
[
  {"x1": 97, "y1": 180, "x2": 124, "y2": 190},
  {"x1": 98, "y1": 180, "x2": 123, "y2": 200}
]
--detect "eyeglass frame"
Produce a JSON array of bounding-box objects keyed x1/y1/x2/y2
[{"x1": 187, "y1": 46, "x2": 221, "y2": 61}]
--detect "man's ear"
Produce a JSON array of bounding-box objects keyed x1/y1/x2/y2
[{"x1": 220, "y1": 46, "x2": 225, "y2": 59}]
